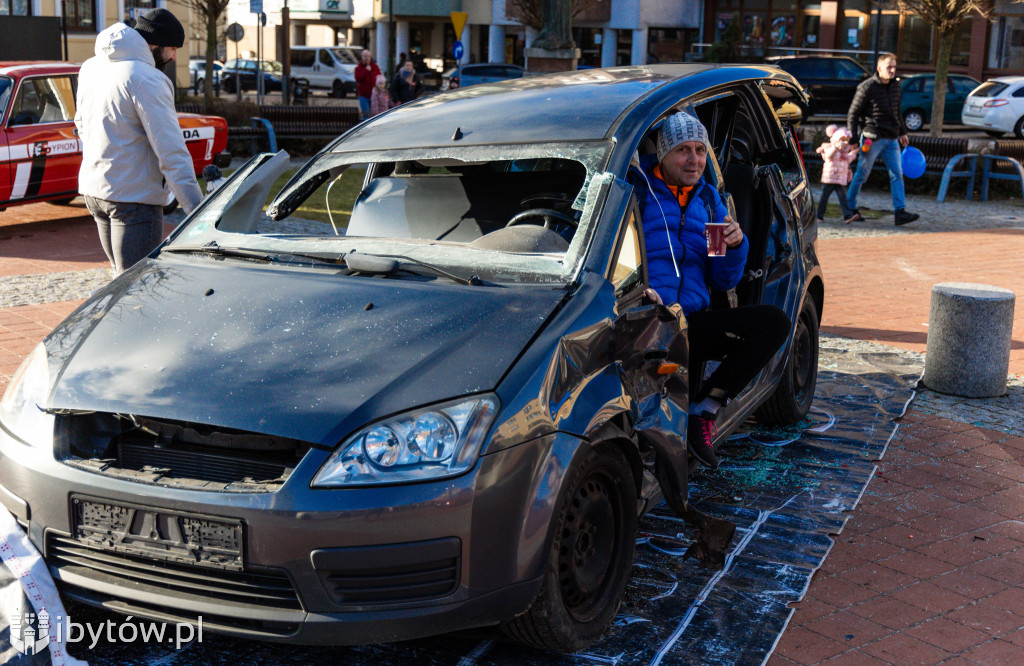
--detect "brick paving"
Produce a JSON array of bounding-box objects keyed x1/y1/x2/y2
[{"x1": 2, "y1": 190, "x2": 1024, "y2": 664}]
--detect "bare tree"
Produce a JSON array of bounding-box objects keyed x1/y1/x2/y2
[
  {"x1": 896, "y1": 0, "x2": 988, "y2": 137},
  {"x1": 507, "y1": 0, "x2": 604, "y2": 31},
  {"x1": 182, "y1": 0, "x2": 231, "y2": 111}
]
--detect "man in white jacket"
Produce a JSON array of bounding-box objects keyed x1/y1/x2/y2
[{"x1": 75, "y1": 8, "x2": 203, "y2": 275}]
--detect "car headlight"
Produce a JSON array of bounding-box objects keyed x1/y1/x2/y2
[
  {"x1": 312, "y1": 395, "x2": 499, "y2": 487},
  {"x1": 0, "y1": 343, "x2": 55, "y2": 448}
]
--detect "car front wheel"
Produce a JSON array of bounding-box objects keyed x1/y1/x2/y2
[
  {"x1": 500, "y1": 444, "x2": 637, "y2": 652},
  {"x1": 332, "y1": 80, "x2": 345, "y2": 98},
  {"x1": 903, "y1": 109, "x2": 925, "y2": 132},
  {"x1": 985, "y1": 130, "x2": 1005, "y2": 138},
  {"x1": 755, "y1": 296, "x2": 820, "y2": 425}
]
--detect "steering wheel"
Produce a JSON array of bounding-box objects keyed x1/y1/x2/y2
[
  {"x1": 505, "y1": 208, "x2": 578, "y2": 230},
  {"x1": 519, "y1": 192, "x2": 570, "y2": 208}
]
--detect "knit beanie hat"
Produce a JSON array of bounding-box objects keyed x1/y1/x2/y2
[
  {"x1": 134, "y1": 8, "x2": 185, "y2": 48},
  {"x1": 657, "y1": 113, "x2": 710, "y2": 163},
  {"x1": 830, "y1": 126, "x2": 852, "y2": 145}
]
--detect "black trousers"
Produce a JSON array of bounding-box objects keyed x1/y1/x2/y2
[
  {"x1": 816, "y1": 183, "x2": 854, "y2": 219},
  {"x1": 686, "y1": 305, "x2": 791, "y2": 404}
]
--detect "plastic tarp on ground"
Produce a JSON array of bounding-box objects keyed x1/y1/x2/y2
[{"x1": 1, "y1": 343, "x2": 919, "y2": 666}]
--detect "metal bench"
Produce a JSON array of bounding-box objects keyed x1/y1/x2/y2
[
  {"x1": 246, "y1": 105, "x2": 362, "y2": 152},
  {"x1": 937, "y1": 153, "x2": 1024, "y2": 202}
]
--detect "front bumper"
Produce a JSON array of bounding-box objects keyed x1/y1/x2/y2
[{"x1": 0, "y1": 427, "x2": 567, "y2": 645}]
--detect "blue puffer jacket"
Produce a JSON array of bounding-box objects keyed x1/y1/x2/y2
[{"x1": 632, "y1": 154, "x2": 749, "y2": 314}]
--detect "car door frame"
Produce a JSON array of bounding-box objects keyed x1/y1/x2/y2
[{"x1": 1, "y1": 73, "x2": 81, "y2": 206}]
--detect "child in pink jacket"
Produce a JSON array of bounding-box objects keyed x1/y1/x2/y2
[
  {"x1": 370, "y1": 75, "x2": 393, "y2": 117},
  {"x1": 816, "y1": 124, "x2": 860, "y2": 224}
]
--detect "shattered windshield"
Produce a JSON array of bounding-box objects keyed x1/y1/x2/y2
[{"x1": 166, "y1": 142, "x2": 614, "y2": 284}]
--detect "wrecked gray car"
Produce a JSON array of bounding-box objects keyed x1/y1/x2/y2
[{"x1": 0, "y1": 65, "x2": 822, "y2": 651}]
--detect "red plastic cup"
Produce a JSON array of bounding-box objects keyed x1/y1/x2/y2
[{"x1": 705, "y1": 223, "x2": 728, "y2": 257}]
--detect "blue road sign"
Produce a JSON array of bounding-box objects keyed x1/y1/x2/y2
[{"x1": 453, "y1": 40, "x2": 464, "y2": 61}]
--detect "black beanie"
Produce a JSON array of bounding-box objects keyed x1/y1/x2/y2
[{"x1": 134, "y1": 8, "x2": 185, "y2": 48}]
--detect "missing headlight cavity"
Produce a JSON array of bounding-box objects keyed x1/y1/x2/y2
[{"x1": 56, "y1": 413, "x2": 312, "y2": 492}]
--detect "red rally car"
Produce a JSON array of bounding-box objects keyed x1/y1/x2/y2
[{"x1": 0, "y1": 62, "x2": 230, "y2": 210}]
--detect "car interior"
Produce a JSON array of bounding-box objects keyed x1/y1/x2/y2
[{"x1": 345, "y1": 157, "x2": 590, "y2": 253}]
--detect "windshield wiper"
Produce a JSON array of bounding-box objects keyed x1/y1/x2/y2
[
  {"x1": 344, "y1": 251, "x2": 485, "y2": 286},
  {"x1": 162, "y1": 241, "x2": 273, "y2": 262},
  {"x1": 163, "y1": 242, "x2": 345, "y2": 267}
]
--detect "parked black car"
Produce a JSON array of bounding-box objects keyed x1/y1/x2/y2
[
  {"x1": 767, "y1": 55, "x2": 870, "y2": 116},
  {"x1": 0, "y1": 64, "x2": 823, "y2": 652},
  {"x1": 220, "y1": 58, "x2": 283, "y2": 93}
]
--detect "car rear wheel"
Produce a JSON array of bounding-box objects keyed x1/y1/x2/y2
[
  {"x1": 755, "y1": 296, "x2": 819, "y2": 425},
  {"x1": 985, "y1": 130, "x2": 1005, "y2": 138},
  {"x1": 332, "y1": 80, "x2": 345, "y2": 98},
  {"x1": 224, "y1": 79, "x2": 236, "y2": 94},
  {"x1": 500, "y1": 444, "x2": 637, "y2": 652},
  {"x1": 195, "y1": 77, "x2": 206, "y2": 94},
  {"x1": 50, "y1": 196, "x2": 77, "y2": 206},
  {"x1": 1015, "y1": 116, "x2": 1024, "y2": 140},
  {"x1": 903, "y1": 109, "x2": 925, "y2": 132}
]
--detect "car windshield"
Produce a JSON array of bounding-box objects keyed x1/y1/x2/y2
[
  {"x1": 331, "y1": 48, "x2": 358, "y2": 64},
  {"x1": 0, "y1": 77, "x2": 11, "y2": 123},
  {"x1": 166, "y1": 142, "x2": 614, "y2": 285},
  {"x1": 973, "y1": 81, "x2": 1009, "y2": 97},
  {"x1": 260, "y1": 61, "x2": 282, "y2": 73}
]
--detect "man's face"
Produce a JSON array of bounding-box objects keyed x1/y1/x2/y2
[
  {"x1": 361, "y1": 50, "x2": 371, "y2": 64},
  {"x1": 402, "y1": 61, "x2": 414, "y2": 73},
  {"x1": 877, "y1": 57, "x2": 896, "y2": 82},
  {"x1": 660, "y1": 141, "x2": 707, "y2": 188},
  {"x1": 151, "y1": 45, "x2": 177, "y2": 70}
]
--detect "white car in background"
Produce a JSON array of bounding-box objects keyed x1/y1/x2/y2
[{"x1": 961, "y1": 76, "x2": 1024, "y2": 138}]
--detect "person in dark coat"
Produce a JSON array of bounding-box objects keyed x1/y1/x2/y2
[
  {"x1": 845, "y1": 52, "x2": 919, "y2": 226},
  {"x1": 390, "y1": 60, "x2": 422, "y2": 105}
]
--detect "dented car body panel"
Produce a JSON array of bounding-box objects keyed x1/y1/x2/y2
[{"x1": 0, "y1": 64, "x2": 822, "y2": 648}]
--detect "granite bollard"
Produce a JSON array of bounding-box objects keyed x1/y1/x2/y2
[{"x1": 923, "y1": 282, "x2": 1015, "y2": 397}]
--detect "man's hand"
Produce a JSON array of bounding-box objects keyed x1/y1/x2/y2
[
  {"x1": 723, "y1": 214, "x2": 744, "y2": 248},
  {"x1": 644, "y1": 288, "x2": 663, "y2": 305},
  {"x1": 899, "y1": 134, "x2": 909, "y2": 148}
]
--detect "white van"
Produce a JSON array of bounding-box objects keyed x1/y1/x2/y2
[{"x1": 289, "y1": 46, "x2": 357, "y2": 97}]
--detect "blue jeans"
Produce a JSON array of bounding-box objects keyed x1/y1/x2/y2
[
  {"x1": 846, "y1": 136, "x2": 905, "y2": 212},
  {"x1": 358, "y1": 96, "x2": 371, "y2": 119}
]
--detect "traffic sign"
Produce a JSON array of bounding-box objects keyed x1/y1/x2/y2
[
  {"x1": 226, "y1": 22, "x2": 244, "y2": 42},
  {"x1": 452, "y1": 40, "x2": 464, "y2": 61},
  {"x1": 450, "y1": 11, "x2": 467, "y2": 39},
  {"x1": 250, "y1": 0, "x2": 262, "y2": 14}
]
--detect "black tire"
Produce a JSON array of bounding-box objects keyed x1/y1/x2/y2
[
  {"x1": 332, "y1": 80, "x2": 345, "y2": 98},
  {"x1": 1015, "y1": 117, "x2": 1024, "y2": 140},
  {"x1": 500, "y1": 444, "x2": 637, "y2": 652},
  {"x1": 196, "y1": 77, "x2": 206, "y2": 95},
  {"x1": 49, "y1": 196, "x2": 77, "y2": 206},
  {"x1": 985, "y1": 130, "x2": 1005, "y2": 138},
  {"x1": 903, "y1": 108, "x2": 925, "y2": 132},
  {"x1": 755, "y1": 296, "x2": 820, "y2": 425},
  {"x1": 224, "y1": 78, "x2": 236, "y2": 94}
]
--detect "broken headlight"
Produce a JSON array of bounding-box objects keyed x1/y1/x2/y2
[
  {"x1": 0, "y1": 343, "x2": 54, "y2": 449},
  {"x1": 312, "y1": 395, "x2": 498, "y2": 487}
]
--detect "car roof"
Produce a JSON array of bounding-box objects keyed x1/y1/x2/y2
[
  {"x1": 333, "y1": 64, "x2": 799, "y2": 151},
  {"x1": 986, "y1": 76, "x2": 1024, "y2": 84},
  {"x1": 766, "y1": 54, "x2": 858, "y2": 61},
  {"x1": 0, "y1": 61, "x2": 81, "y2": 77}
]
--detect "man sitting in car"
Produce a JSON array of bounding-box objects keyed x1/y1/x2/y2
[{"x1": 633, "y1": 113, "x2": 790, "y2": 469}]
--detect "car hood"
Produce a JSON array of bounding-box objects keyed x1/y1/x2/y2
[{"x1": 46, "y1": 258, "x2": 565, "y2": 446}]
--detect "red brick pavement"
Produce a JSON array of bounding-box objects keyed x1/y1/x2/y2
[{"x1": 817, "y1": 229, "x2": 1024, "y2": 376}]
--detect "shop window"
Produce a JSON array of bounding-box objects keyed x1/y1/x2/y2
[
  {"x1": 124, "y1": 0, "x2": 154, "y2": 22},
  {"x1": 949, "y1": 20, "x2": 972, "y2": 67},
  {"x1": 1, "y1": 0, "x2": 31, "y2": 16},
  {"x1": 66, "y1": 0, "x2": 95, "y2": 31},
  {"x1": 988, "y1": 15, "x2": 1024, "y2": 69},
  {"x1": 901, "y1": 14, "x2": 933, "y2": 65},
  {"x1": 616, "y1": 30, "x2": 631, "y2": 66}
]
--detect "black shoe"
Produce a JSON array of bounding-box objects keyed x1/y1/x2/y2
[
  {"x1": 894, "y1": 210, "x2": 919, "y2": 226},
  {"x1": 687, "y1": 411, "x2": 720, "y2": 469},
  {"x1": 844, "y1": 210, "x2": 863, "y2": 224}
]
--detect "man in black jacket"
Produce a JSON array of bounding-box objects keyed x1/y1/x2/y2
[{"x1": 845, "y1": 53, "x2": 919, "y2": 226}]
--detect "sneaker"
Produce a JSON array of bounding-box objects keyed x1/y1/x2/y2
[
  {"x1": 687, "y1": 411, "x2": 720, "y2": 469},
  {"x1": 844, "y1": 210, "x2": 863, "y2": 224},
  {"x1": 894, "y1": 209, "x2": 919, "y2": 226}
]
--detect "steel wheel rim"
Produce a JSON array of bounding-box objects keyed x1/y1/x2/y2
[{"x1": 558, "y1": 471, "x2": 619, "y2": 621}]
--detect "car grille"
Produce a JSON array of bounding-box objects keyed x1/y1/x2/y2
[
  {"x1": 118, "y1": 442, "x2": 289, "y2": 485},
  {"x1": 47, "y1": 534, "x2": 303, "y2": 614},
  {"x1": 313, "y1": 538, "x2": 461, "y2": 606}
]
